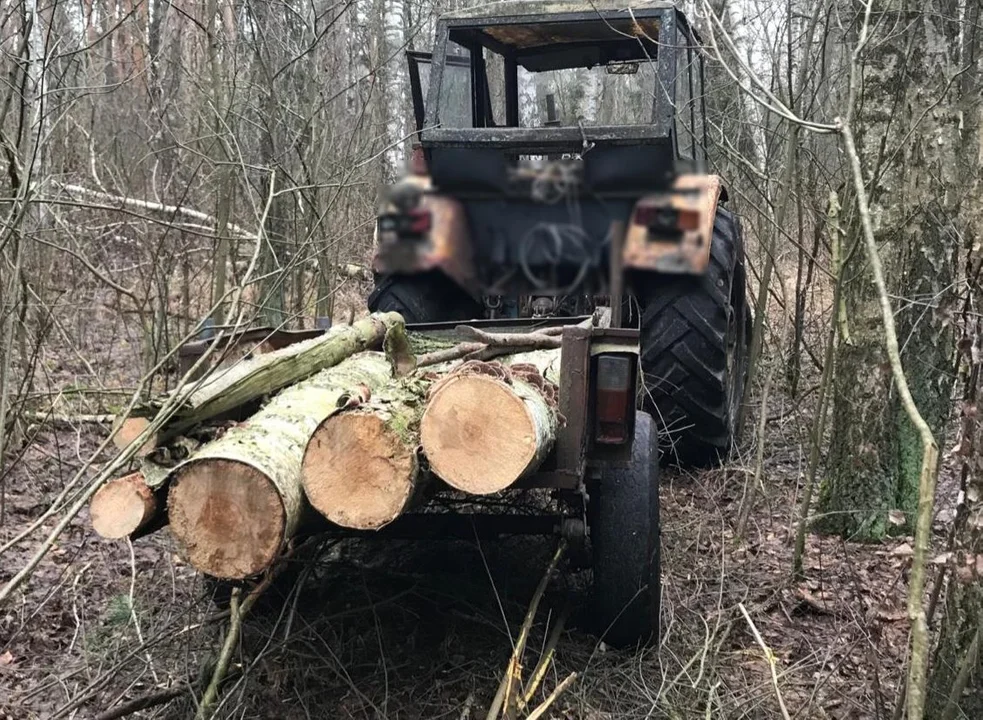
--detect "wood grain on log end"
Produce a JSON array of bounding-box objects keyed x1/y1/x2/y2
[
  {"x1": 168, "y1": 459, "x2": 285, "y2": 579},
  {"x1": 420, "y1": 375, "x2": 539, "y2": 494},
  {"x1": 112, "y1": 416, "x2": 157, "y2": 457},
  {"x1": 303, "y1": 412, "x2": 416, "y2": 530},
  {"x1": 90, "y1": 472, "x2": 157, "y2": 539}
]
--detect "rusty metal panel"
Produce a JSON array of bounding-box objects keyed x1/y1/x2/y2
[
  {"x1": 554, "y1": 324, "x2": 591, "y2": 478},
  {"x1": 372, "y1": 191, "x2": 480, "y2": 298},
  {"x1": 622, "y1": 173, "x2": 723, "y2": 275}
]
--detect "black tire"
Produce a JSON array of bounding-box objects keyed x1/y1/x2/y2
[
  {"x1": 637, "y1": 207, "x2": 750, "y2": 467},
  {"x1": 588, "y1": 411, "x2": 661, "y2": 647},
  {"x1": 367, "y1": 272, "x2": 483, "y2": 323}
]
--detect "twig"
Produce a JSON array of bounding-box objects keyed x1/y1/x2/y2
[
  {"x1": 416, "y1": 342, "x2": 485, "y2": 368},
  {"x1": 416, "y1": 329, "x2": 562, "y2": 370},
  {"x1": 839, "y1": 119, "x2": 939, "y2": 720},
  {"x1": 195, "y1": 571, "x2": 274, "y2": 720},
  {"x1": 455, "y1": 326, "x2": 563, "y2": 350},
  {"x1": 94, "y1": 686, "x2": 186, "y2": 720},
  {"x1": 22, "y1": 411, "x2": 115, "y2": 426},
  {"x1": 940, "y1": 627, "x2": 980, "y2": 720},
  {"x1": 524, "y1": 673, "x2": 577, "y2": 720},
  {"x1": 485, "y1": 540, "x2": 567, "y2": 720},
  {"x1": 738, "y1": 603, "x2": 792, "y2": 720},
  {"x1": 520, "y1": 604, "x2": 570, "y2": 710}
]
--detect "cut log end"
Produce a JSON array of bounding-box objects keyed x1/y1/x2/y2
[
  {"x1": 421, "y1": 375, "x2": 539, "y2": 494},
  {"x1": 303, "y1": 412, "x2": 416, "y2": 530},
  {"x1": 113, "y1": 416, "x2": 157, "y2": 457},
  {"x1": 90, "y1": 473, "x2": 157, "y2": 539},
  {"x1": 168, "y1": 459, "x2": 285, "y2": 580}
]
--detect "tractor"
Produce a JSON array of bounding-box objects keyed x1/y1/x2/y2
[{"x1": 366, "y1": 0, "x2": 751, "y2": 644}]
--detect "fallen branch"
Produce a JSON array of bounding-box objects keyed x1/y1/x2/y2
[
  {"x1": 94, "y1": 686, "x2": 186, "y2": 720},
  {"x1": 195, "y1": 569, "x2": 277, "y2": 720},
  {"x1": 524, "y1": 673, "x2": 577, "y2": 720},
  {"x1": 739, "y1": 603, "x2": 792, "y2": 720},
  {"x1": 486, "y1": 540, "x2": 566, "y2": 720},
  {"x1": 24, "y1": 412, "x2": 115, "y2": 426}
]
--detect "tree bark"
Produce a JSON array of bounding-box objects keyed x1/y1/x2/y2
[
  {"x1": 820, "y1": 4, "x2": 958, "y2": 540},
  {"x1": 126, "y1": 312, "x2": 403, "y2": 447},
  {"x1": 167, "y1": 351, "x2": 394, "y2": 579},
  {"x1": 927, "y1": 5, "x2": 983, "y2": 713},
  {"x1": 302, "y1": 375, "x2": 429, "y2": 529},
  {"x1": 420, "y1": 350, "x2": 561, "y2": 494}
]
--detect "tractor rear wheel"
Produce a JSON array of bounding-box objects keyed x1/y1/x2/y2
[
  {"x1": 637, "y1": 207, "x2": 749, "y2": 467},
  {"x1": 367, "y1": 272, "x2": 483, "y2": 323}
]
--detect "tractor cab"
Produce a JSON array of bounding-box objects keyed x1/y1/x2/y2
[
  {"x1": 375, "y1": 0, "x2": 720, "y2": 301},
  {"x1": 408, "y1": 0, "x2": 707, "y2": 184}
]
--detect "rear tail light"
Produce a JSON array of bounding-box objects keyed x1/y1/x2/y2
[
  {"x1": 633, "y1": 205, "x2": 700, "y2": 235},
  {"x1": 407, "y1": 208, "x2": 431, "y2": 235},
  {"x1": 594, "y1": 354, "x2": 634, "y2": 444}
]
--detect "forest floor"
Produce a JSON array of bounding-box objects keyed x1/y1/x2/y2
[{"x1": 0, "y1": 287, "x2": 954, "y2": 719}]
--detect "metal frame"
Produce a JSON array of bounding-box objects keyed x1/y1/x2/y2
[{"x1": 423, "y1": 6, "x2": 680, "y2": 147}]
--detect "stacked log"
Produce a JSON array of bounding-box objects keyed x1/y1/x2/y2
[
  {"x1": 420, "y1": 350, "x2": 561, "y2": 494},
  {"x1": 90, "y1": 472, "x2": 159, "y2": 539},
  {"x1": 91, "y1": 315, "x2": 572, "y2": 580},
  {"x1": 118, "y1": 312, "x2": 404, "y2": 445},
  {"x1": 302, "y1": 376, "x2": 429, "y2": 530},
  {"x1": 166, "y1": 352, "x2": 393, "y2": 579}
]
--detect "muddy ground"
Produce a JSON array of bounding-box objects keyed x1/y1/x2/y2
[{"x1": 0, "y1": 282, "x2": 944, "y2": 719}]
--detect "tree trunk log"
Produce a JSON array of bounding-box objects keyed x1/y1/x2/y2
[
  {"x1": 302, "y1": 377, "x2": 429, "y2": 529},
  {"x1": 112, "y1": 416, "x2": 157, "y2": 457},
  {"x1": 90, "y1": 472, "x2": 159, "y2": 539},
  {"x1": 167, "y1": 351, "x2": 394, "y2": 579},
  {"x1": 420, "y1": 350, "x2": 561, "y2": 494},
  {"x1": 121, "y1": 312, "x2": 403, "y2": 451}
]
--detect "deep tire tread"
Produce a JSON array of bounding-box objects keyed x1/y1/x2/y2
[
  {"x1": 589, "y1": 412, "x2": 661, "y2": 647},
  {"x1": 367, "y1": 272, "x2": 482, "y2": 323},
  {"x1": 638, "y1": 207, "x2": 749, "y2": 466}
]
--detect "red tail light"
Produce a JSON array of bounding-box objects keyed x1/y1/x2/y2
[
  {"x1": 633, "y1": 205, "x2": 700, "y2": 234},
  {"x1": 410, "y1": 146, "x2": 428, "y2": 175},
  {"x1": 594, "y1": 354, "x2": 634, "y2": 444},
  {"x1": 407, "y1": 208, "x2": 431, "y2": 235}
]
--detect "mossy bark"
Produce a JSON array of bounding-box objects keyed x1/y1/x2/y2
[
  {"x1": 820, "y1": 6, "x2": 957, "y2": 540},
  {"x1": 131, "y1": 312, "x2": 403, "y2": 443},
  {"x1": 167, "y1": 351, "x2": 394, "y2": 578}
]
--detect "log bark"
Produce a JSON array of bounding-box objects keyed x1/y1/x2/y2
[
  {"x1": 123, "y1": 312, "x2": 403, "y2": 448},
  {"x1": 302, "y1": 377, "x2": 429, "y2": 529},
  {"x1": 90, "y1": 472, "x2": 159, "y2": 539},
  {"x1": 167, "y1": 352, "x2": 394, "y2": 579},
  {"x1": 420, "y1": 350, "x2": 561, "y2": 494}
]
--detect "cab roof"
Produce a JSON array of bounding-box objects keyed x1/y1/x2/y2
[{"x1": 440, "y1": 0, "x2": 675, "y2": 21}]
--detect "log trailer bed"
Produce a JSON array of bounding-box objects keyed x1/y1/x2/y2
[{"x1": 173, "y1": 311, "x2": 659, "y2": 646}]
